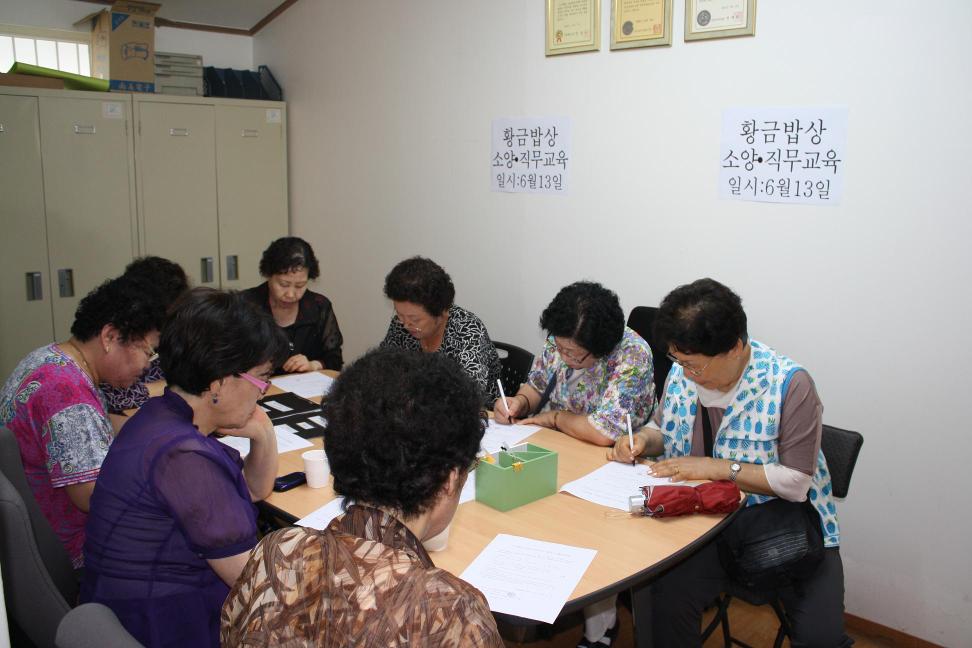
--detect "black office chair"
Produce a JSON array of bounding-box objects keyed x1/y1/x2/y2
[
  {"x1": 626, "y1": 306, "x2": 671, "y2": 399},
  {"x1": 702, "y1": 424, "x2": 864, "y2": 647},
  {"x1": 0, "y1": 427, "x2": 79, "y2": 648},
  {"x1": 55, "y1": 603, "x2": 143, "y2": 648},
  {"x1": 493, "y1": 341, "x2": 534, "y2": 398}
]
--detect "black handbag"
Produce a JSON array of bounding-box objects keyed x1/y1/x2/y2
[
  {"x1": 700, "y1": 405, "x2": 824, "y2": 591},
  {"x1": 717, "y1": 497, "x2": 825, "y2": 591}
]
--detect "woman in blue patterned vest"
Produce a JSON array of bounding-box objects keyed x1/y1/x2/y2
[{"x1": 608, "y1": 278, "x2": 851, "y2": 647}]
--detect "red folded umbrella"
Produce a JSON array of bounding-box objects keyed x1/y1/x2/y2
[{"x1": 636, "y1": 480, "x2": 742, "y2": 518}]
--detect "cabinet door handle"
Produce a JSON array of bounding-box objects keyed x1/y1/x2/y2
[
  {"x1": 57, "y1": 269, "x2": 74, "y2": 297},
  {"x1": 25, "y1": 272, "x2": 43, "y2": 301},
  {"x1": 241, "y1": 129, "x2": 259, "y2": 138},
  {"x1": 200, "y1": 257, "x2": 214, "y2": 283},
  {"x1": 226, "y1": 255, "x2": 239, "y2": 281},
  {"x1": 169, "y1": 127, "x2": 190, "y2": 136},
  {"x1": 73, "y1": 124, "x2": 96, "y2": 135},
  {"x1": 0, "y1": 123, "x2": 5, "y2": 133}
]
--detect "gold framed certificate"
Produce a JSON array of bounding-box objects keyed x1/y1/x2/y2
[
  {"x1": 546, "y1": 0, "x2": 600, "y2": 56},
  {"x1": 684, "y1": 0, "x2": 756, "y2": 42},
  {"x1": 611, "y1": 0, "x2": 672, "y2": 50}
]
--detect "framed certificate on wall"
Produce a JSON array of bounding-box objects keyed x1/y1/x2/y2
[
  {"x1": 546, "y1": 0, "x2": 600, "y2": 56},
  {"x1": 611, "y1": 0, "x2": 672, "y2": 50},
  {"x1": 684, "y1": 0, "x2": 756, "y2": 42}
]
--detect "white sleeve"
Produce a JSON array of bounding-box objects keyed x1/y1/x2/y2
[{"x1": 763, "y1": 462, "x2": 812, "y2": 502}]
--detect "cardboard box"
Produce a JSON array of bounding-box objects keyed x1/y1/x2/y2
[
  {"x1": 76, "y1": 1, "x2": 161, "y2": 93},
  {"x1": 0, "y1": 72, "x2": 65, "y2": 90},
  {"x1": 475, "y1": 444, "x2": 558, "y2": 512}
]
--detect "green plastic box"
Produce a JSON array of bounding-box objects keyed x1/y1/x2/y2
[{"x1": 475, "y1": 443, "x2": 558, "y2": 512}]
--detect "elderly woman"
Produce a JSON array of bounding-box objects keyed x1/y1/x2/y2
[
  {"x1": 243, "y1": 236, "x2": 343, "y2": 373},
  {"x1": 609, "y1": 278, "x2": 850, "y2": 647},
  {"x1": 0, "y1": 275, "x2": 165, "y2": 568},
  {"x1": 101, "y1": 256, "x2": 189, "y2": 414},
  {"x1": 380, "y1": 256, "x2": 501, "y2": 404},
  {"x1": 492, "y1": 280, "x2": 654, "y2": 648},
  {"x1": 81, "y1": 288, "x2": 290, "y2": 647},
  {"x1": 221, "y1": 349, "x2": 503, "y2": 647}
]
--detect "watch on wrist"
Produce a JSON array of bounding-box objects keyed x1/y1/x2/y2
[{"x1": 728, "y1": 462, "x2": 742, "y2": 482}]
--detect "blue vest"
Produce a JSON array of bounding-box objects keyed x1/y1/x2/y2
[{"x1": 660, "y1": 340, "x2": 839, "y2": 547}]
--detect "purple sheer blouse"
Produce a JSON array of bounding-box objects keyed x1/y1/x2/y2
[{"x1": 81, "y1": 389, "x2": 258, "y2": 648}]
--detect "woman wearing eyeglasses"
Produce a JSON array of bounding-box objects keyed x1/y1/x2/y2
[
  {"x1": 380, "y1": 256, "x2": 502, "y2": 405},
  {"x1": 608, "y1": 278, "x2": 849, "y2": 647},
  {"x1": 1, "y1": 275, "x2": 165, "y2": 570},
  {"x1": 491, "y1": 281, "x2": 654, "y2": 648},
  {"x1": 81, "y1": 288, "x2": 290, "y2": 648}
]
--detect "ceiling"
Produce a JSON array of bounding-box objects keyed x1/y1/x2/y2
[{"x1": 80, "y1": 0, "x2": 295, "y2": 34}]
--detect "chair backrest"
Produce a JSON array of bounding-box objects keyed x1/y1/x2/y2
[
  {"x1": 819, "y1": 424, "x2": 863, "y2": 499},
  {"x1": 0, "y1": 427, "x2": 78, "y2": 648},
  {"x1": 493, "y1": 342, "x2": 535, "y2": 399},
  {"x1": 56, "y1": 603, "x2": 143, "y2": 648},
  {"x1": 626, "y1": 306, "x2": 672, "y2": 400}
]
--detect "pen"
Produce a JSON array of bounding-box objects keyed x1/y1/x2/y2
[
  {"x1": 626, "y1": 413, "x2": 635, "y2": 465},
  {"x1": 497, "y1": 379, "x2": 512, "y2": 421}
]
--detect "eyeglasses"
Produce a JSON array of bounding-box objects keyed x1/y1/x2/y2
[
  {"x1": 666, "y1": 352, "x2": 713, "y2": 377},
  {"x1": 134, "y1": 340, "x2": 158, "y2": 363},
  {"x1": 237, "y1": 372, "x2": 271, "y2": 395},
  {"x1": 550, "y1": 337, "x2": 591, "y2": 363}
]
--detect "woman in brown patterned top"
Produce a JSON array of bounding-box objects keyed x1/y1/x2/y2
[{"x1": 221, "y1": 349, "x2": 503, "y2": 647}]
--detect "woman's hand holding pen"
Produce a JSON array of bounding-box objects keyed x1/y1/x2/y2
[
  {"x1": 492, "y1": 393, "x2": 528, "y2": 424},
  {"x1": 607, "y1": 430, "x2": 647, "y2": 464}
]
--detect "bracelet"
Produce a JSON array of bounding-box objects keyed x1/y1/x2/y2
[{"x1": 553, "y1": 411, "x2": 561, "y2": 430}]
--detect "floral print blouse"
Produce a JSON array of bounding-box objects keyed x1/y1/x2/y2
[{"x1": 526, "y1": 327, "x2": 655, "y2": 440}]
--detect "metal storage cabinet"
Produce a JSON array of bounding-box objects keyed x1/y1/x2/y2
[
  {"x1": 134, "y1": 100, "x2": 220, "y2": 287},
  {"x1": 39, "y1": 94, "x2": 138, "y2": 339},
  {"x1": 133, "y1": 96, "x2": 288, "y2": 291},
  {"x1": 0, "y1": 88, "x2": 137, "y2": 378},
  {"x1": 0, "y1": 94, "x2": 54, "y2": 378},
  {"x1": 215, "y1": 103, "x2": 288, "y2": 290}
]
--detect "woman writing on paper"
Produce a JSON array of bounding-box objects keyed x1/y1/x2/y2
[
  {"x1": 81, "y1": 288, "x2": 290, "y2": 647},
  {"x1": 221, "y1": 349, "x2": 503, "y2": 647},
  {"x1": 380, "y1": 256, "x2": 502, "y2": 404},
  {"x1": 608, "y1": 278, "x2": 849, "y2": 647},
  {"x1": 491, "y1": 280, "x2": 655, "y2": 648},
  {"x1": 1, "y1": 275, "x2": 165, "y2": 569},
  {"x1": 244, "y1": 236, "x2": 343, "y2": 373}
]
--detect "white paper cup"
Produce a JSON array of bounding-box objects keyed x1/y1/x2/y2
[
  {"x1": 302, "y1": 449, "x2": 330, "y2": 488},
  {"x1": 423, "y1": 523, "x2": 451, "y2": 552}
]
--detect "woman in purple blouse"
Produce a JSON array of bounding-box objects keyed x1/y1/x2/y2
[{"x1": 81, "y1": 288, "x2": 290, "y2": 648}]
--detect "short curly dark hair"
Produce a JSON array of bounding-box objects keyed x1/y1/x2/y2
[
  {"x1": 258, "y1": 237, "x2": 320, "y2": 280},
  {"x1": 539, "y1": 281, "x2": 624, "y2": 358},
  {"x1": 122, "y1": 256, "x2": 189, "y2": 310},
  {"x1": 654, "y1": 278, "x2": 748, "y2": 357},
  {"x1": 383, "y1": 257, "x2": 455, "y2": 316},
  {"x1": 323, "y1": 348, "x2": 486, "y2": 518},
  {"x1": 70, "y1": 275, "x2": 168, "y2": 343},
  {"x1": 160, "y1": 288, "x2": 290, "y2": 395}
]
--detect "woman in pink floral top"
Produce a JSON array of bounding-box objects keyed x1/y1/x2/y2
[{"x1": 0, "y1": 275, "x2": 165, "y2": 567}]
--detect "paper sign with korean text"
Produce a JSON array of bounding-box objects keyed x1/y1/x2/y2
[{"x1": 491, "y1": 117, "x2": 571, "y2": 195}]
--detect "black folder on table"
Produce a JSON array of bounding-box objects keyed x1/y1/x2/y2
[{"x1": 258, "y1": 392, "x2": 328, "y2": 438}]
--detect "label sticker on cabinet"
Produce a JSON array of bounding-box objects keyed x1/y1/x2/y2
[
  {"x1": 102, "y1": 102, "x2": 123, "y2": 119},
  {"x1": 266, "y1": 109, "x2": 281, "y2": 124}
]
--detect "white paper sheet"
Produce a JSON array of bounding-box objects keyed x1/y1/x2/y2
[
  {"x1": 481, "y1": 419, "x2": 539, "y2": 454},
  {"x1": 295, "y1": 497, "x2": 346, "y2": 530},
  {"x1": 309, "y1": 415, "x2": 327, "y2": 427},
  {"x1": 218, "y1": 425, "x2": 313, "y2": 458},
  {"x1": 459, "y1": 469, "x2": 477, "y2": 504},
  {"x1": 270, "y1": 372, "x2": 336, "y2": 399},
  {"x1": 560, "y1": 461, "x2": 673, "y2": 511},
  {"x1": 460, "y1": 534, "x2": 596, "y2": 623}
]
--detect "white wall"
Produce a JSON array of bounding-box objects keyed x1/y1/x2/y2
[
  {"x1": 256, "y1": 1, "x2": 972, "y2": 645},
  {"x1": 0, "y1": 0, "x2": 253, "y2": 70}
]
